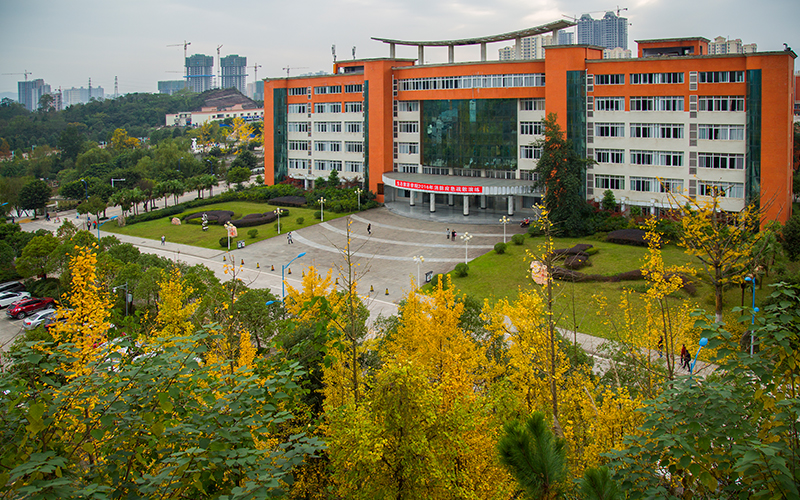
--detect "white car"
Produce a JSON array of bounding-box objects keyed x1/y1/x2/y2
[
  {"x1": 22, "y1": 309, "x2": 57, "y2": 330},
  {"x1": 0, "y1": 291, "x2": 31, "y2": 308}
]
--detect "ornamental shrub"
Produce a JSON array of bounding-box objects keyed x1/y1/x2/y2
[
  {"x1": 296, "y1": 217, "x2": 304, "y2": 225},
  {"x1": 219, "y1": 237, "x2": 228, "y2": 248},
  {"x1": 248, "y1": 229, "x2": 258, "y2": 239},
  {"x1": 455, "y1": 263, "x2": 469, "y2": 277},
  {"x1": 511, "y1": 234, "x2": 525, "y2": 245},
  {"x1": 494, "y1": 242, "x2": 507, "y2": 254}
]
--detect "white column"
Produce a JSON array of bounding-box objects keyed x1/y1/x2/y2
[
  {"x1": 430, "y1": 192, "x2": 436, "y2": 212},
  {"x1": 515, "y1": 36, "x2": 521, "y2": 59},
  {"x1": 463, "y1": 195, "x2": 469, "y2": 216},
  {"x1": 409, "y1": 190, "x2": 415, "y2": 206},
  {"x1": 480, "y1": 42, "x2": 487, "y2": 61},
  {"x1": 480, "y1": 195, "x2": 486, "y2": 209},
  {"x1": 448, "y1": 45, "x2": 455, "y2": 63},
  {"x1": 390, "y1": 43, "x2": 396, "y2": 59},
  {"x1": 507, "y1": 196, "x2": 514, "y2": 216},
  {"x1": 448, "y1": 194, "x2": 454, "y2": 206},
  {"x1": 418, "y1": 46, "x2": 424, "y2": 64}
]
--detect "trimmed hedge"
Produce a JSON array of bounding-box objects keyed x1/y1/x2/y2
[
  {"x1": 126, "y1": 205, "x2": 185, "y2": 225},
  {"x1": 455, "y1": 263, "x2": 469, "y2": 277},
  {"x1": 606, "y1": 229, "x2": 649, "y2": 247},
  {"x1": 232, "y1": 212, "x2": 279, "y2": 228},
  {"x1": 183, "y1": 210, "x2": 234, "y2": 226},
  {"x1": 494, "y1": 242, "x2": 507, "y2": 254},
  {"x1": 511, "y1": 234, "x2": 525, "y2": 245}
]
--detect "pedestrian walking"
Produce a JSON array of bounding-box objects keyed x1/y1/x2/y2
[
  {"x1": 287, "y1": 231, "x2": 293, "y2": 244},
  {"x1": 93, "y1": 220, "x2": 97, "y2": 229},
  {"x1": 446, "y1": 227, "x2": 450, "y2": 240},
  {"x1": 45, "y1": 212, "x2": 50, "y2": 222},
  {"x1": 680, "y1": 343, "x2": 690, "y2": 370},
  {"x1": 451, "y1": 230, "x2": 456, "y2": 240},
  {"x1": 161, "y1": 235, "x2": 166, "y2": 246},
  {"x1": 367, "y1": 223, "x2": 371, "y2": 235}
]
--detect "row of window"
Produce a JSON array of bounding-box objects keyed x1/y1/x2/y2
[
  {"x1": 313, "y1": 141, "x2": 364, "y2": 153},
  {"x1": 595, "y1": 96, "x2": 744, "y2": 112},
  {"x1": 520, "y1": 98, "x2": 546, "y2": 111},
  {"x1": 397, "y1": 142, "x2": 419, "y2": 155},
  {"x1": 698, "y1": 124, "x2": 745, "y2": 141},
  {"x1": 287, "y1": 102, "x2": 363, "y2": 114},
  {"x1": 397, "y1": 121, "x2": 419, "y2": 133},
  {"x1": 698, "y1": 96, "x2": 745, "y2": 111},
  {"x1": 595, "y1": 149, "x2": 744, "y2": 169},
  {"x1": 288, "y1": 158, "x2": 364, "y2": 173},
  {"x1": 595, "y1": 122, "x2": 743, "y2": 140},
  {"x1": 520, "y1": 145, "x2": 543, "y2": 159},
  {"x1": 594, "y1": 71, "x2": 744, "y2": 85},
  {"x1": 310, "y1": 84, "x2": 363, "y2": 94},
  {"x1": 596, "y1": 175, "x2": 744, "y2": 197},
  {"x1": 520, "y1": 121, "x2": 544, "y2": 135},
  {"x1": 630, "y1": 123, "x2": 684, "y2": 139},
  {"x1": 398, "y1": 73, "x2": 545, "y2": 91}
]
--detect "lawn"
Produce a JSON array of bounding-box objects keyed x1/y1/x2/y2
[
  {"x1": 431, "y1": 233, "x2": 785, "y2": 340},
  {"x1": 102, "y1": 202, "x2": 351, "y2": 249}
]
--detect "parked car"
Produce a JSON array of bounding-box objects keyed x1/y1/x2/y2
[
  {"x1": 22, "y1": 309, "x2": 57, "y2": 330},
  {"x1": 6, "y1": 297, "x2": 56, "y2": 319},
  {"x1": 0, "y1": 291, "x2": 31, "y2": 308},
  {"x1": 0, "y1": 281, "x2": 25, "y2": 294}
]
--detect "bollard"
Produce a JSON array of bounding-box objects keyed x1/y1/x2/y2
[
  {"x1": 271, "y1": 265, "x2": 275, "y2": 271},
  {"x1": 256, "y1": 263, "x2": 260, "y2": 269},
  {"x1": 302, "y1": 271, "x2": 305, "y2": 278},
  {"x1": 288, "y1": 268, "x2": 292, "y2": 275},
  {"x1": 370, "y1": 285, "x2": 374, "y2": 292},
  {"x1": 335, "y1": 277, "x2": 339, "y2": 285},
  {"x1": 241, "y1": 259, "x2": 244, "y2": 265},
  {"x1": 223, "y1": 255, "x2": 226, "y2": 262},
  {"x1": 385, "y1": 288, "x2": 389, "y2": 295}
]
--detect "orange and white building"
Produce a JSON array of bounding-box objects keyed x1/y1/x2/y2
[{"x1": 263, "y1": 22, "x2": 796, "y2": 222}]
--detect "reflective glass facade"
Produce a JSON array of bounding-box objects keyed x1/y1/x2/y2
[
  {"x1": 745, "y1": 69, "x2": 761, "y2": 206},
  {"x1": 421, "y1": 99, "x2": 517, "y2": 170},
  {"x1": 272, "y1": 88, "x2": 288, "y2": 182}
]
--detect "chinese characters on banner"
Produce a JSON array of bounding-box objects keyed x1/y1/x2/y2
[{"x1": 395, "y1": 180, "x2": 483, "y2": 194}]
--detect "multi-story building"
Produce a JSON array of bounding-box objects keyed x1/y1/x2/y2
[
  {"x1": 603, "y1": 47, "x2": 632, "y2": 59},
  {"x1": 221, "y1": 55, "x2": 247, "y2": 94},
  {"x1": 794, "y1": 72, "x2": 800, "y2": 120},
  {"x1": 62, "y1": 86, "x2": 105, "y2": 108},
  {"x1": 498, "y1": 30, "x2": 573, "y2": 60},
  {"x1": 709, "y1": 36, "x2": 757, "y2": 55},
  {"x1": 158, "y1": 80, "x2": 186, "y2": 95},
  {"x1": 262, "y1": 24, "x2": 796, "y2": 223},
  {"x1": 578, "y1": 12, "x2": 628, "y2": 50},
  {"x1": 247, "y1": 81, "x2": 264, "y2": 101},
  {"x1": 186, "y1": 54, "x2": 214, "y2": 93},
  {"x1": 18, "y1": 79, "x2": 51, "y2": 111}
]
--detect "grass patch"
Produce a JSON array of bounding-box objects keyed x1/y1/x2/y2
[{"x1": 103, "y1": 201, "x2": 351, "y2": 249}]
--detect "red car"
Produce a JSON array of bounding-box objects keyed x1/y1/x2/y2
[{"x1": 6, "y1": 297, "x2": 56, "y2": 319}]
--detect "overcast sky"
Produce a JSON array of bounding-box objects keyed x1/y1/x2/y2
[{"x1": 1, "y1": 0, "x2": 798, "y2": 96}]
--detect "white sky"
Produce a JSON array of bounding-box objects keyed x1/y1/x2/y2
[{"x1": 1, "y1": 0, "x2": 798, "y2": 95}]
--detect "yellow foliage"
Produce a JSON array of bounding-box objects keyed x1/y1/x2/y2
[
  {"x1": 110, "y1": 128, "x2": 139, "y2": 151},
  {"x1": 230, "y1": 117, "x2": 253, "y2": 145},
  {"x1": 153, "y1": 267, "x2": 197, "y2": 343}
]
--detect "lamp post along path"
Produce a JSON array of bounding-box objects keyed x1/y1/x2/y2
[
  {"x1": 460, "y1": 232, "x2": 473, "y2": 264},
  {"x1": 282, "y1": 252, "x2": 307, "y2": 300},
  {"x1": 413, "y1": 255, "x2": 424, "y2": 287},
  {"x1": 500, "y1": 216, "x2": 510, "y2": 244},
  {"x1": 319, "y1": 197, "x2": 326, "y2": 222},
  {"x1": 355, "y1": 188, "x2": 362, "y2": 211}
]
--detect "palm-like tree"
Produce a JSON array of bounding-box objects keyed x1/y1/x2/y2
[
  {"x1": 497, "y1": 412, "x2": 568, "y2": 500},
  {"x1": 579, "y1": 466, "x2": 621, "y2": 500}
]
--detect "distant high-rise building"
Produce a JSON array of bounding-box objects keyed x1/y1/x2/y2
[
  {"x1": 186, "y1": 54, "x2": 214, "y2": 93},
  {"x1": 18, "y1": 79, "x2": 51, "y2": 111},
  {"x1": 577, "y1": 11, "x2": 628, "y2": 50},
  {"x1": 558, "y1": 31, "x2": 574, "y2": 45},
  {"x1": 158, "y1": 80, "x2": 186, "y2": 95},
  {"x1": 246, "y1": 81, "x2": 264, "y2": 101},
  {"x1": 709, "y1": 36, "x2": 757, "y2": 54},
  {"x1": 498, "y1": 30, "x2": 573, "y2": 60},
  {"x1": 603, "y1": 47, "x2": 632, "y2": 59},
  {"x1": 62, "y1": 86, "x2": 105, "y2": 108},
  {"x1": 220, "y1": 54, "x2": 247, "y2": 94}
]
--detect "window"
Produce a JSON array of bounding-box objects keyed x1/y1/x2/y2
[
  {"x1": 453, "y1": 168, "x2": 482, "y2": 177},
  {"x1": 314, "y1": 102, "x2": 341, "y2": 113},
  {"x1": 288, "y1": 159, "x2": 308, "y2": 169},
  {"x1": 397, "y1": 142, "x2": 419, "y2": 155},
  {"x1": 659, "y1": 178, "x2": 684, "y2": 193},
  {"x1": 345, "y1": 161, "x2": 363, "y2": 172},
  {"x1": 486, "y1": 170, "x2": 516, "y2": 179},
  {"x1": 520, "y1": 98, "x2": 546, "y2": 111},
  {"x1": 288, "y1": 87, "x2": 308, "y2": 96},
  {"x1": 314, "y1": 159, "x2": 343, "y2": 171},
  {"x1": 287, "y1": 103, "x2": 307, "y2": 114},
  {"x1": 594, "y1": 74, "x2": 625, "y2": 85},
  {"x1": 394, "y1": 163, "x2": 417, "y2": 173},
  {"x1": 698, "y1": 152, "x2": 745, "y2": 169},
  {"x1": 398, "y1": 101, "x2": 419, "y2": 112},
  {"x1": 595, "y1": 149, "x2": 625, "y2": 164},
  {"x1": 699, "y1": 181, "x2": 744, "y2": 198},
  {"x1": 345, "y1": 121, "x2": 363, "y2": 133},
  {"x1": 595, "y1": 123, "x2": 625, "y2": 137},
  {"x1": 287, "y1": 122, "x2": 310, "y2": 132},
  {"x1": 422, "y1": 166, "x2": 448, "y2": 175},
  {"x1": 344, "y1": 84, "x2": 363, "y2": 93},
  {"x1": 657, "y1": 124, "x2": 684, "y2": 139},
  {"x1": 630, "y1": 176, "x2": 657, "y2": 192},
  {"x1": 629, "y1": 150, "x2": 654, "y2": 165},
  {"x1": 288, "y1": 140, "x2": 309, "y2": 151},
  {"x1": 520, "y1": 121, "x2": 544, "y2": 135},
  {"x1": 630, "y1": 72, "x2": 684, "y2": 84},
  {"x1": 630, "y1": 150, "x2": 683, "y2": 166},
  {"x1": 345, "y1": 141, "x2": 363, "y2": 153},
  {"x1": 344, "y1": 101, "x2": 363, "y2": 113},
  {"x1": 698, "y1": 124, "x2": 745, "y2": 140},
  {"x1": 314, "y1": 85, "x2": 341, "y2": 94},
  {"x1": 314, "y1": 141, "x2": 341, "y2": 152},
  {"x1": 398, "y1": 73, "x2": 545, "y2": 91},
  {"x1": 698, "y1": 71, "x2": 745, "y2": 83},
  {"x1": 398, "y1": 121, "x2": 419, "y2": 133},
  {"x1": 698, "y1": 96, "x2": 745, "y2": 111},
  {"x1": 595, "y1": 174, "x2": 624, "y2": 190},
  {"x1": 520, "y1": 145, "x2": 542, "y2": 159},
  {"x1": 315, "y1": 121, "x2": 342, "y2": 133},
  {"x1": 630, "y1": 123, "x2": 655, "y2": 138},
  {"x1": 595, "y1": 97, "x2": 625, "y2": 111}
]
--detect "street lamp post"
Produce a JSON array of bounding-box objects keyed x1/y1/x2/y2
[
  {"x1": 111, "y1": 178, "x2": 126, "y2": 189},
  {"x1": 413, "y1": 255, "x2": 424, "y2": 286},
  {"x1": 689, "y1": 337, "x2": 709, "y2": 379},
  {"x1": 744, "y1": 275, "x2": 760, "y2": 355},
  {"x1": 319, "y1": 197, "x2": 326, "y2": 222},
  {"x1": 499, "y1": 216, "x2": 510, "y2": 244},
  {"x1": 460, "y1": 232, "x2": 473, "y2": 264},
  {"x1": 97, "y1": 216, "x2": 118, "y2": 239},
  {"x1": 282, "y1": 252, "x2": 307, "y2": 300},
  {"x1": 113, "y1": 282, "x2": 130, "y2": 316},
  {"x1": 275, "y1": 208, "x2": 284, "y2": 234},
  {"x1": 355, "y1": 188, "x2": 362, "y2": 212}
]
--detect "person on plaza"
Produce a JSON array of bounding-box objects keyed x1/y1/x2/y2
[
  {"x1": 446, "y1": 227, "x2": 450, "y2": 240},
  {"x1": 367, "y1": 223, "x2": 371, "y2": 235},
  {"x1": 452, "y1": 230, "x2": 457, "y2": 240},
  {"x1": 93, "y1": 220, "x2": 97, "y2": 229},
  {"x1": 161, "y1": 235, "x2": 166, "y2": 246},
  {"x1": 287, "y1": 231, "x2": 293, "y2": 244},
  {"x1": 45, "y1": 212, "x2": 50, "y2": 222},
  {"x1": 680, "y1": 343, "x2": 690, "y2": 370}
]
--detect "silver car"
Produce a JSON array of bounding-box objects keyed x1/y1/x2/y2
[
  {"x1": 22, "y1": 309, "x2": 57, "y2": 330},
  {"x1": 0, "y1": 291, "x2": 31, "y2": 308}
]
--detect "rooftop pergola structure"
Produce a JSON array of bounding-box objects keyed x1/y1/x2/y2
[{"x1": 372, "y1": 19, "x2": 577, "y2": 64}]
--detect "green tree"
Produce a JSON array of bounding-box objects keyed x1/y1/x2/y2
[
  {"x1": 783, "y1": 213, "x2": 800, "y2": 261},
  {"x1": 15, "y1": 233, "x2": 58, "y2": 279},
  {"x1": 77, "y1": 195, "x2": 106, "y2": 223},
  {"x1": 57, "y1": 124, "x2": 86, "y2": 162},
  {"x1": 533, "y1": 113, "x2": 594, "y2": 237},
  {"x1": 231, "y1": 149, "x2": 257, "y2": 170},
  {"x1": 601, "y1": 189, "x2": 617, "y2": 211},
  {"x1": 18, "y1": 179, "x2": 51, "y2": 218},
  {"x1": 227, "y1": 166, "x2": 250, "y2": 187}
]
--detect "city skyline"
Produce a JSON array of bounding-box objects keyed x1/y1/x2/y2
[{"x1": 1, "y1": 0, "x2": 798, "y2": 97}]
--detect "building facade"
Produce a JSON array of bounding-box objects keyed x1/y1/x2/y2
[
  {"x1": 499, "y1": 31, "x2": 573, "y2": 61},
  {"x1": 578, "y1": 12, "x2": 628, "y2": 50},
  {"x1": 62, "y1": 86, "x2": 105, "y2": 108},
  {"x1": 186, "y1": 54, "x2": 214, "y2": 93},
  {"x1": 263, "y1": 29, "x2": 795, "y2": 223},
  {"x1": 158, "y1": 80, "x2": 186, "y2": 95},
  {"x1": 221, "y1": 55, "x2": 248, "y2": 94},
  {"x1": 709, "y1": 36, "x2": 757, "y2": 55},
  {"x1": 18, "y1": 79, "x2": 51, "y2": 111}
]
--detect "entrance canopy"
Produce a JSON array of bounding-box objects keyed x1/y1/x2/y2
[{"x1": 383, "y1": 172, "x2": 536, "y2": 196}]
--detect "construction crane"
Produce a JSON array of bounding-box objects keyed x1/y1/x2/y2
[
  {"x1": 282, "y1": 66, "x2": 308, "y2": 77},
  {"x1": 252, "y1": 64, "x2": 262, "y2": 82},
  {"x1": 167, "y1": 41, "x2": 191, "y2": 88},
  {"x1": 2, "y1": 70, "x2": 33, "y2": 82}
]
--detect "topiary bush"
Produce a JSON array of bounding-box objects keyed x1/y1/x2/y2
[
  {"x1": 454, "y1": 263, "x2": 469, "y2": 277},
  {"x1": 511, "y1": 234, "x2": 525, "y2": 245},
  {"x1": 248, "y1": 229, "x2": 258, "y2": 239},
  {"x1": 296, "y1": 217, "x2": 304, "y2": 225},
  {"x1": 606, "y1": 229, "x2": 649, "y2": 247},
  {"x1": 219, "y1": 237, "x2": 228, "y2": 248},
  {"x1": 528, "y1": 225, "x2": 544, "y2": 237},
  {"x1": 494, "y1": 242, "x2": 507, "y2": 254},
  {"x1": 429, "y1": 273, "x2": 449, "y2": 289}
]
